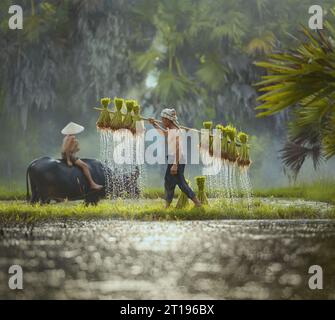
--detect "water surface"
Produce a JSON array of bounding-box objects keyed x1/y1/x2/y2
[{"x1": 0, "y1": 219, "x2": 334, "y2": 299}]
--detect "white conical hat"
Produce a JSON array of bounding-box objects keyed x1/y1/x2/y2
[{"x1": 61, "y1": 122, "x2": 84, "y2": 135}]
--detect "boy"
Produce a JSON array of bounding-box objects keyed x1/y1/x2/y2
[
  {"x1": 61, "y1": 122, "x2": 103, "y2": 191},
  {"x1": 149, "y1": 108, "x2": 201, "y2": 208}
]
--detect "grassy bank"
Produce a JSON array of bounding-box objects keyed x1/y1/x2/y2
[
  {"x1": 1, "y1": 181, "x2": 335, "y2": 203},
  {"x1": 0, "y1": 187, "x2": 175, "y2": 201},
  {"x1": 254, "y1": 180, "x2": 335, "y2": 204},
  {"x1": 0, "y1": 199, "x2": 334, "y2": 223},
  {"x1": 0, "y1": 189, "x2": 166, "y2": 201},
  {"x1": 0, "y1": 186, "x2": 26, "y2": 201}
]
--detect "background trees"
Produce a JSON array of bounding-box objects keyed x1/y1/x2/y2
[
  {"x1": 0, "y1": 0, "x2": 334, "y2": 182},
  {"x1": 256, "y1": 9, "x2": 335, "y2": 177}
]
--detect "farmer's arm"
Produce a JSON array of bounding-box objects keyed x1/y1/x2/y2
[{"x1": 148, "y1": 118, "x2": 167, "y2": 137}]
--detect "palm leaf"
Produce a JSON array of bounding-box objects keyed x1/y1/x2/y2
[
  {"x1": 196, "y1": 55, "x2": 228, "y2": 91},
  {"x1": 255, "y1": 11, "x2": 335, "y2": 174},
  {"x1": 154, "y1": 70, "x2": 192, "y2": 103},
  {"x1": 279, "y1": 141, "x2": 323, "y2": 178}
]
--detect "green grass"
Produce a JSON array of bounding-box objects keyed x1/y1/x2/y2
[
  {"x1": 1, "y1": 180, "x2": 335, "y2": 224},
  {"x1": 254, "y1": 180, "x2": 335, "y2": 204},
  {"x1": 0, "y1": 187, "x2": 178, "y2": 201},
  {"x1": 0, "y1": 199, "x2": 334, "y2": 223},
  {"x1": 2, "y1": 181, "x2": 335, "y2": 204},
  {"x1": 0, "y1": 185, "x2": 26, "y2": 201}
]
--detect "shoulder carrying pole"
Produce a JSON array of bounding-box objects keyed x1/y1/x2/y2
[{"x1": 94, "y1": 107, "x2": 200, "y2": 133}]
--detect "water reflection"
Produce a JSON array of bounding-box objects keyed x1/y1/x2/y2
[{"x1": 0, "y1": 220, "x2": 334, "y2": 299}]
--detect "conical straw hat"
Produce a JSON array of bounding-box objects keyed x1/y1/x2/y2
[{"x1": 61, "y1": 122, "x2": 84, "y2": 135}]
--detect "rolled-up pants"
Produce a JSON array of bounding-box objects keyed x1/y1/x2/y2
[{"x1": 164, "y1": 163, "x2": 196, "y2": 203}]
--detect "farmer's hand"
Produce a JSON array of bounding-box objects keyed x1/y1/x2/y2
[
  {"x1": 170, "y1": 164, "x2": 178, "y2": 175},
  {"x1": 148, "y1": 118, "x2": 157, "y2": 125}
]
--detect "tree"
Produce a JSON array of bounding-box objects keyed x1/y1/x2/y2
[
  {"x1": 130, "y1": 0, "x2": 335, "y2": 128},
  {"x1": 255, "y1": 8, "x2": 335, "y2": 177}
]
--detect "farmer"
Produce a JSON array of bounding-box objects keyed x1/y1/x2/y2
[
  {"x1": 61, "y1": 122, "x2": 103, "y2": 191},
  {"x1": 149, "y1": 108, "x2": 201, "y2": 208}
]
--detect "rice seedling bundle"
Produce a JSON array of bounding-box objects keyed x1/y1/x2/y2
[
  {"x1": 214, "y1": 124, "x2": 224, "y2": 159},
  {"x1": 225, "y1": 125, "x2": 239, "y2": 163},
  {"x1": 95, "y1": 97, "x2": 252, "y2": 167},
  {"x1": 237, "y1": 132, "x2": 251, "y2": 167},
  {"x1": 195, "y1": 176, "x2": 209, "y2": 205},
  {"x1": 131, "y1": 102, "x2": 145, "y2": 135},
  {"x1": 110, "y1": 97, "x2": 124, "y2": 131},
  {"x1": 175, "y1": 179, "x2": 191, "y2": 209},
  {"x1": 202, "y1": 121, "x2": 213, "y2": 155},
  {"x1": 217, "y1": 125, "x2": 229, "y2": 161},
  {"x1": 123, "y1": 100, "x2": 135, "y2": 130},
  {"x1": 96, "y1": 97, "x2": 112, "y2": 130}
]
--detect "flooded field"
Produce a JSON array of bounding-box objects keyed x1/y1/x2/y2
[{"x1": 0, "y1": 219, "x2": 335, "y2": 299}]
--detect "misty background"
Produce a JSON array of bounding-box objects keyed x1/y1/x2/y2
[{"x1": 1, "y1": 0, "x2": 334, "y2": 189}]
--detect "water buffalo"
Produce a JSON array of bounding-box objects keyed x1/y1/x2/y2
[{"x1": 26, "y1": 156, "x2": 140, "y2": 205}]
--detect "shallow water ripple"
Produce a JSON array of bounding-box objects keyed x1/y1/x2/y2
[{"x1": 0, "y1": 220, "x2": 335, "y2": 299}]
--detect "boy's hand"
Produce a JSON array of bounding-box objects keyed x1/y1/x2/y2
[{"x1": 170, "y1": 164, "x2": 178, "y2": 175}]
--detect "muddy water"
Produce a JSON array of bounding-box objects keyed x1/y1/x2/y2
[{"x1": 0, "y1": 220, "x2": 335, "y2": 299}]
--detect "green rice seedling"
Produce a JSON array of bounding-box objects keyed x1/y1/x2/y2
[
  {"x1": 225, "y1": 125, "x2": 238, "y2": 163},
  {"x1": 131, "y1": 102, "x2": 145, "y2": 135},
  {"x1": 96, "y1": 97, "x2": 112, "y2": 130},
  {"x1": 202, "y1": 121, "x2": 213, "y2": 155},
  {"x1": 214, "y1": 124, "x2": 224, "y2": 159},
  {"x1": 237, "y1": 132, "x2": 251, "y2": 167},
  {"x1": 110, "y1": 97, "x2": 124, "y2": 131},
  {"x1": 176, "y1": 179, "x2": 191, "y2": 209},
  {"x1": 195, "y1": 176, "x2": 209, "y2": 205},
  {"x1": 218, "y1": 125, "x2": 229, "y2": 161},
  {"x1": 123, "y1": 100, "x2": 135, "y2": 130}
]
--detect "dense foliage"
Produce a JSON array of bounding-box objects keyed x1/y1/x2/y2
[
  {"x1": 1, "y1": 0, "x2": 334, "y2": 180},
  {"x1": 256, "y1": 8, "x2": 335, "y2": 176}
]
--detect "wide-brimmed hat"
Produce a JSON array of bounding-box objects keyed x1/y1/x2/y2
[
  {"x1": 61, "y1": 122, "x2": 85, "y2": 135},
  {"x1": 160, "y1": 108, "x2": 179, "y2": 127}
]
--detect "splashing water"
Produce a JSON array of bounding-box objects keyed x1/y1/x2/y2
[
  {"x1": 135, "y1": 135, "x2": 147, "y2": 198},
  {"x1": 239, "y1": 167, "x2": 253, "y2": 208},
  {"x1": 99, "y1": 130, "x2": 145, "y2": 199},
  {"x1": 100, "y1": 131, "x2": 252, "y2": 205},
  {"x1": 203, "y1": 156, "x2": 253, "y2": 207}
]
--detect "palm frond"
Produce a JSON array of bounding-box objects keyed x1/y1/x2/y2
[
  {"x1": 196, "y1": 55, "x2": 228, "y2": 91},
  {"x1": 255, "y1": 11, "x2": 335, "y2": 174},
  {"x1": 132, "y1": 48, "x2": 162, "y2": 73},
  {"x1": 323, "y1": 109, "x2": 335, "y2": 159},
  {"x1": 279, "y1": 141, "x2": 323, "y2": 178},
  {"x1": 256, "y1": 26, "x2": 335, "y2": 116},
  {"x1": 154, "y1": 70, "x2": 195, "y2": 103},
  {"x1": 246, "y1": 31, "x2": 276, "y2": 56}
]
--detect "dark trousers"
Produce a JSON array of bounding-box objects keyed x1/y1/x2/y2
[{"x1": 164, "y1": 164, "x2": 196, "y2": 203}]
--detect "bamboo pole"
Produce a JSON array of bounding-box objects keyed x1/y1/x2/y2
[
  {"x1": 93, "y1": 107, "x2": 240, "y2": 145},
  {"x1": 94, "y1": 107, "x2": 201, "y2": 133}
]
